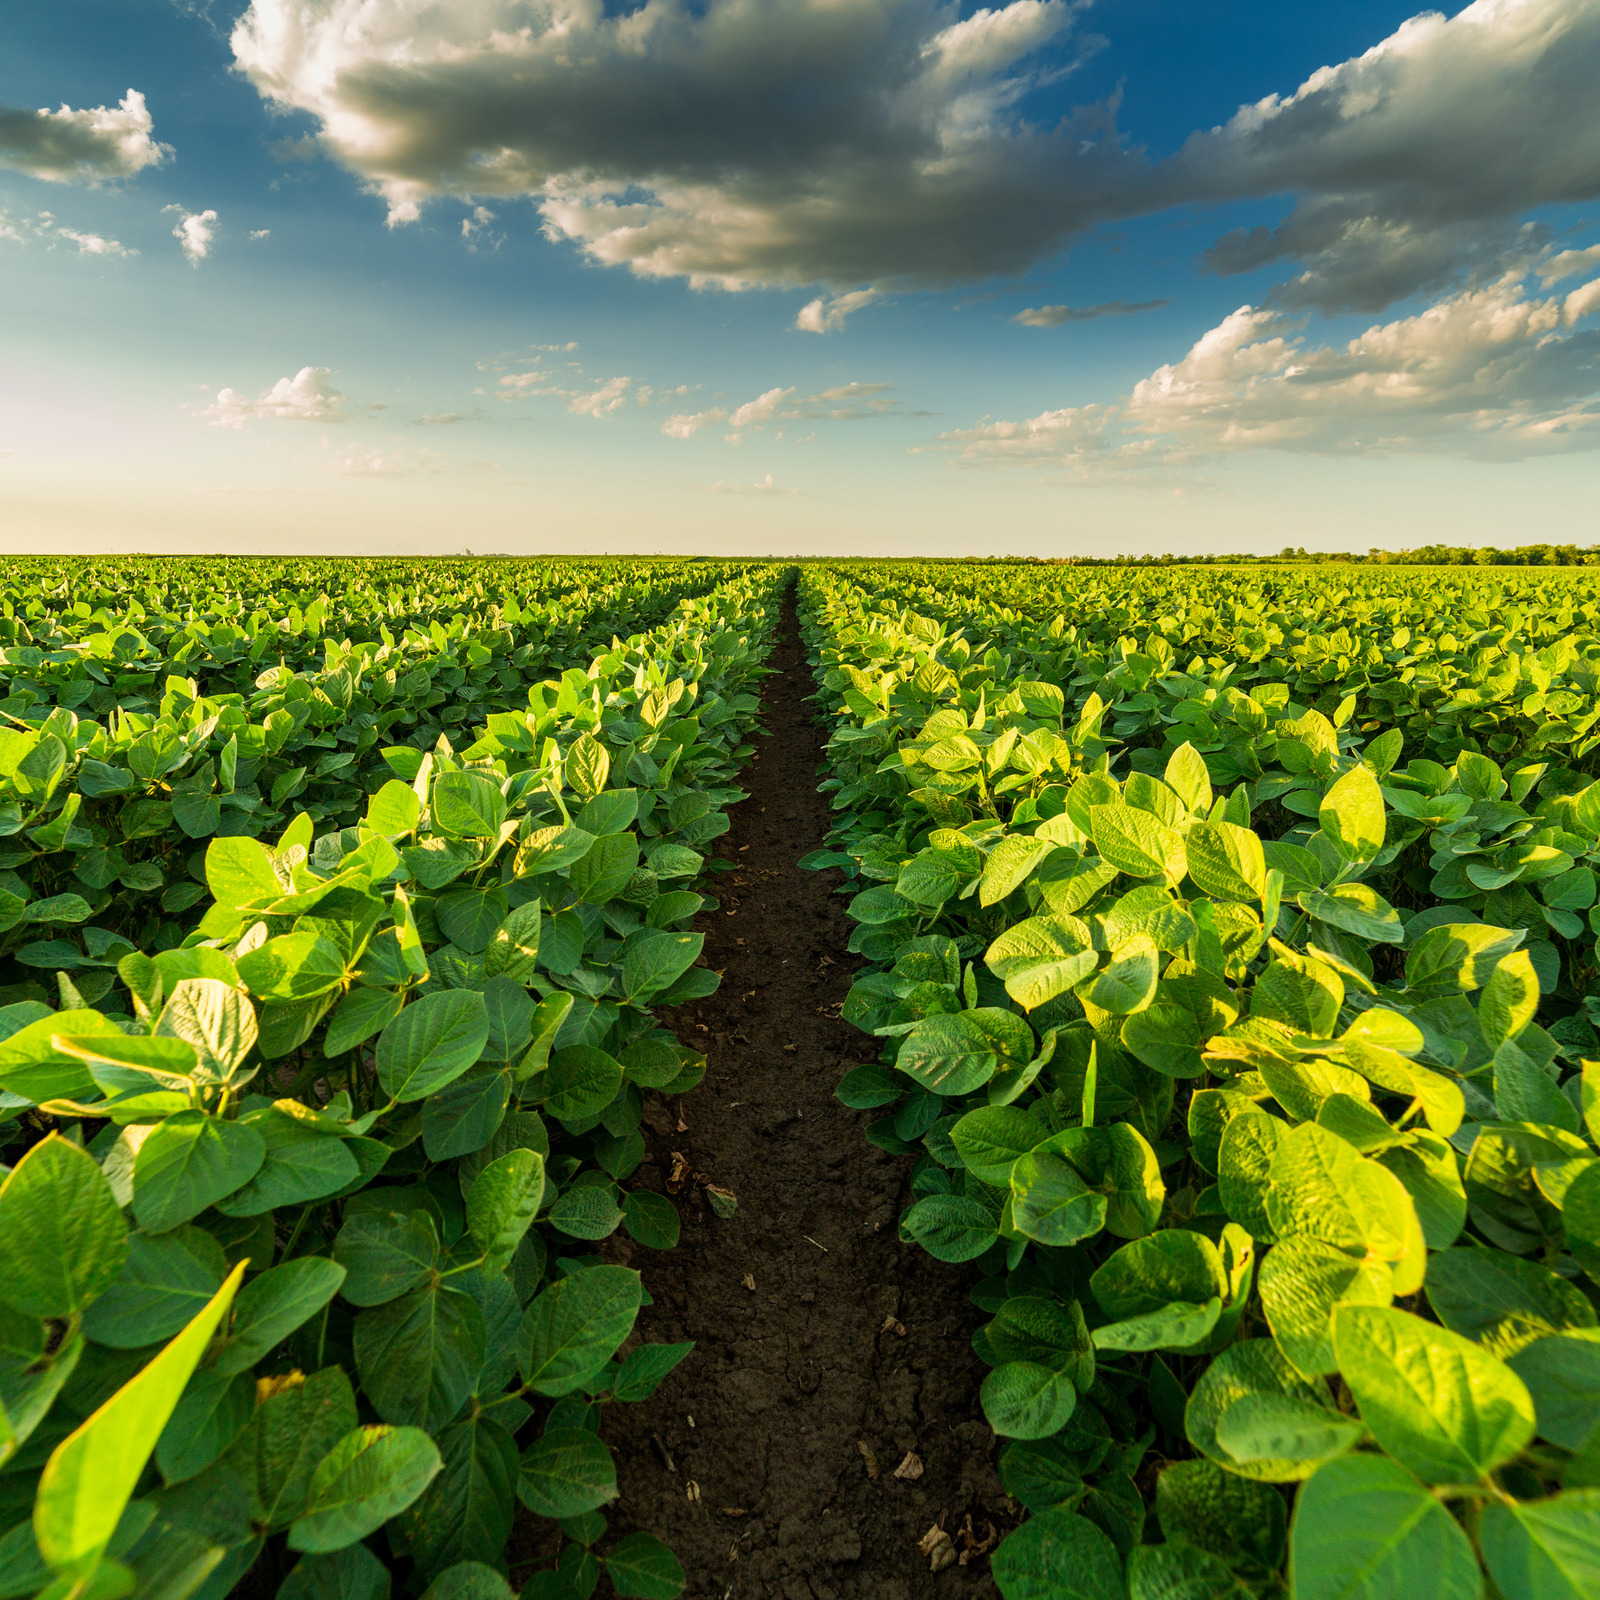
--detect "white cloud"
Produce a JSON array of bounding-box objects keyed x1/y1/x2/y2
[
  {"x1": 249, "y1": 228, "x2": 271, "y2": 240},
  {"x1": 1175, "y1": 0, "x2": 1600, "y2": 312},
  {"x1": 796, "y1": 289, "x2": 881, "y2": 333},
  {"x1": 568, "y1": 376, "x2": 631, "y2": 417},
  {"x1": 728, "y1": 387, "x2": 794, "y2": 430},
  {"x1": 1013, "y1": 298, "x2": 1169, "y2": 326},
  {"x1": 461, "y1": 204, "x2": 501, "y2": 250},
  {"x1": 0, "y1": 91, "x2": 167, "y2": 184},
  {"x1": 708, "y1": 473, "x2": 799, "y2": 495},
  {"x1": 166, "y1": 206, "x2": 217, "y2": 264},
  {"x1": 662, "y1": 407, "x2": 727, "y2": 439},
  {"x1": 201, "y1": 367, "x2": 348, "y2": 427},
  {"x1": 940, "y1": 267, "x2": 1600, "y2": 472},
  {"x1": 0, "y1": 209, "x2": 135, "y2": 256}
]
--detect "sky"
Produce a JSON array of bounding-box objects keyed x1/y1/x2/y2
[{"x1": 1, "y1": 0, "x2": 1598, "y2": 558}]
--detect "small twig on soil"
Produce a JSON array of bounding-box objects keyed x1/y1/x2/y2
[
  {"x1": 803, "y1": 1235, "x2": 829, "y2": 1252},
  {"x1": 651, "y1": 1433, "x2": 677, "y2": 1473}
]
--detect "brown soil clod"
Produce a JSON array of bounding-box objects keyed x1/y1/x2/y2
[{"x1": 599, "y1": 589, "x2": 1005, "y2": 1597}]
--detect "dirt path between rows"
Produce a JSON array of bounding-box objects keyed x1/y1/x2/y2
[{"x1": 601, "y1": 587, "x2": 1006, "y2": 1600}]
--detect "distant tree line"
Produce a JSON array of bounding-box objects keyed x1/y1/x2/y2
[{"x1": 961, "y1": 543, "x2": 1600, "y2": 567}]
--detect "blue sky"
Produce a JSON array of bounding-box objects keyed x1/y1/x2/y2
[{"x1": 2, "y1": 0, "x2": 1597, "y2": 556}]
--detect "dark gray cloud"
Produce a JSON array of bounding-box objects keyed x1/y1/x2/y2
[
  {"x1": 1014, "y1": 298, "x2": 1170, "y2": 326},
  {"x1": 0, "y1": 91, "x2": 166, "y2": 183},
  {"x1": 232, "y1": 0, "x2": 1600, "y2": 317}
]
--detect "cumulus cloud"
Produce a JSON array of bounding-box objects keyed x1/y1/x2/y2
[
  {"x1": 662, "y1": 407, "x2": 727, "y2": 439},
  {"x1": 708, "y1": 473, "x2": 799, "y2": 495},
  {"x1": 166, "y1": 206, "x2": 218, "y2": 264},
  {"x1": 796, "y1": 289, "x2": 882, "y2": 333},
  {"x1": 231, "y1": 0, "x2": 1130, "y2": 290},
  {"x1": 0, "y1": 91, "x2": 167, "y2": 184},
  {"x1": 939, "y1": 266, "x2": 1600, "y2": 472},
  {"x1": 229, "y1": 0, "x2": 1600, "y2": 322},
  {"x1": 1013, "y1": 298, "x2": 1169, "y2": 326},
  {"x1": 568, "y1": 376, "x2": 631, "y2": 417},
  {"x1": 664, "y1": 379, "x2": 902, "y2": 439},
  {"x1": 0, "y1": 209, "x2": 135, "y2": 256},
  {"x1": 201, "y1": 367, "x2": 348, "y2": 427},
  {"x1": 1174, "y1": 0, "x2": 1600, "y2": 313}
]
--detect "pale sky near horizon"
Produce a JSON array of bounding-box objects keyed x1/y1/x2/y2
[{"x1": 2, "y1": 0, "x2": 1598, "y2": 558}]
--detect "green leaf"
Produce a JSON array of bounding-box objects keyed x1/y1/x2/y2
[
  {"x1": 254, "y1": 1366, "x2": 361, "y2": 1528},
  {"x1": 516, "y1": 1266, "x2": 642, "y2": 1397},
  {"x1": 1298, "y1": 884, "x2": 1405, "y2": 945},
  {"x1": 1319, "y1": 766, "x2": 1386, "y2": 863},
  {"x1": 216, "y1": 1256, "x2": 347, "y2": 1377},
  {"x1": 1165, "y1": 743, "x2": 1213, "y2": 815},
  {"x1": 1332, "y1": 1304, "x2": 1535, "y2": 1484},
  {"x1": 895, "y1": 1013, "x2": 1002, "y2": 1097},
  {"x1": 1155, "y1": 1458, "x2": 1286, "y2": 1580},
  {"x1": 606, "y1": 1531, "x2": 685, "y2": 1599},
  {"x1": 0, "y1": 1135, "x2": 127, "y2": 1318},
  {"x1": 155, "y1": 976, "x2": 259, "y2": 1081},
  {"x1": 1010, "y1": 1152, "x2": 1108, "y2": 1247},
  {"x1": 1186, "y1": 821, "x2": 1266, "y2": 902},
  {"x1": 565, "y1": 732, "x2": 611, "y2": 799},
  {"x1": 33, "y1": 1261, "x2": 244, "y2": 1569},
  {"x1": 979, "y1": 835, "x2": 1059, "y2": 907},
  {"x1": 1210, "y1": 1391, "x2": 1363, "y2": 1468},
  {"x1": 1091, "y1": 802, "x2": 1186, "y2": 884},
  {"x1": 1077, "y1": 936, "x2": 1159, "y2": 1015},
  {"x1": 621, "y1": 1190, "x2": 680, "y2": 1250},
  {"x1": 154, "y1": 1367, "x2": 255, "y2": 1484},
  {"x1": 950, "y1": 1105, "x2": 1048, "y2": 1185},
  {"x1": 611, "y1": 1343, "x2": 694, "y2": 1404},
  {"x1": 984, "y1": 917, "x2": 1098, "y2": 1012},
  {"x1": 393, "y1": 1416, "x2": 518, "y2": 1583},
  {"x1": 1405, "y1": 922, "x2": 1524, "y2": 993},
  {"x1": 1425, "y1": 1247, "x2": 1596, "y2": 1359},
  {"x1": 367, "y1": 780, "x2": 422, "y2": 839},
  {"x1": 1480, "y1": 1491, "x2": 1600, "y2": 1600},
  {"x1": 81, "y1": 1226, "x2": 223, "y2": 1348},
  {"x1": 418, "y1": 1564, "x2": 514, "y2": 1600},
  {"x1": 217, "y1": 1110, "x2": 362, "y2": 1216},
  {"x1": 288, "y1": 1425, "x2": 443, "y2": 1553},
  {"x1": 205, "y1": 836, "x2": 283, "y2": 906},
  {"x1": 980, "y1": 1361, "x2": 1077, "y2": 1441},
  {"x1": 421, "y1": 1071, "x2": 511, "y2": 1162},
  {"x1": 239, "y1": 932, "x2": 347, "y2": 1002},
  {"x1": 466, "y1": 1149, "x2": 546, "y2": 1272},
  {"x1": 621, "y1": 931, "x2": 704, "y2": 1004},
  {"x1": 133, "y1": 1112, "x2": 267, "y2": 1233},
  {"x1": 1127, "y1": 1543, "x2": 1250, "y2": 1600},
  {"x1": 334, "y1": 1210, "x2": 441, "y2": 1308},
  {"x1": 377, "y1": 991, "x2": 492, "y2": 1103},
  {"x1": 569, "y1": 833, "x2": 639, "y2": 904},
  {"x1": 902, "y1": 1195, "x2": 1001, "y2": 1262},
  {"x1": 1287, "y1": 1454, "x2": 1481, "y2": 1600},
  {"x1": 543, "y1": 1045, "x2": 625, "y2": 1122},
  {"x1": 990, "y1": 1510, "x2": 1126, "y2": 1600},
  {"x1": 483, "y1": 902, "x2": 541, "y2": 984},
  {"x1": 1259, "y1": 1234, "x2": 1392, "y2": 1379},
  {"x1": 1091, "y1": 1229, "x2": 1229, "y2": 1320},
  {"x1": 278, "y1": 1544, "x2": 392, "y2": 1600},
  {"x1": 432, "y1": 772, "x2": 507, "y2": 839},
  {"x1": 1508, "y1": 1334, "x2": 1600, "y2": 1450},
  {"x1": 517, "y1": 1427, "x2": 617, "y2": 1518},
  {"x1": 354, "y1": 1283, "x2": 487, "y2": 1431},
  {"x1": 1186, "y1": 1339, "x2": 1335, "y2": 1482},
  {"x1": 548, "y1": 1182, "x2": 625, "y2": 1241}
]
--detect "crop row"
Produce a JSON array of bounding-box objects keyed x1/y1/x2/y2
[
  {"x1": 0, "y1": 562, "x2": 786, "y2": 1600},
  {"x1": 800, "y1": 564, "x2": 1600, "y2": 1600}
]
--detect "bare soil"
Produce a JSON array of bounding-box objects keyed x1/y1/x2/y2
[{"x1": 598, "y1": 591, "x2": 1010, "y2": 1599}]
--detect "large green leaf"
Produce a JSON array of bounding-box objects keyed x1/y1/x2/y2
[
  {"x1": 132, "y1": 1112, "x2": 267, "y2": 1233},
  {"x1": 288, "y1": 1426, "x2": 443, "y2": 1553},
  {"x1": 0, "y1": 1135, "x2": 127, "y2": 1319},
  {"x1": 990, "y1": 1509, "x2": 1126, "y2": 1600},
  {"x1": 1480, "y1": 1492, "x2": 1600, "y2": 1600},
  {"x1": 354, "y1": 1283, "x2": 487, "y2": 1431},
  {"x1": 377, "y1": 991, "x2": 491, "y2": 1103},
  {"x1": 1333, "y1": 1304, "x2": 1535, "y2": 1484},
  {"x1": 1287, "y1": 1454, "x2": 1482, "y2": 1600},
  {"x1": 34, "y1": 1262, "x2": 245, "y2": 1571},
  {"x1": 516, "y1": 1266, "x2": 642, "y2": 1397}
]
